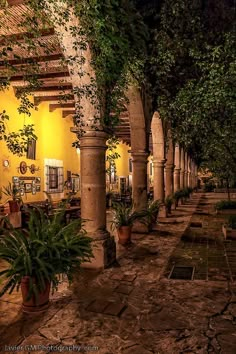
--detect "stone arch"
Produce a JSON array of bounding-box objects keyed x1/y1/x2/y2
[
  {"x1": 45, "y1": 1, "x2": 97, "y2": 127},
  {"x1": 127, "y1": 86, "x2": 149, "y2": 215},
  {"x1": 127, "y1": 86, "x2": 147, "y2": 152}
]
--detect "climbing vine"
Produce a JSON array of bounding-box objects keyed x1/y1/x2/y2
[{"x1": 0, "y1": 0, "x2": 147, "y2": 155}]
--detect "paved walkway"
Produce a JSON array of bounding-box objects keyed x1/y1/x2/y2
[{"x1": 0, "y1": 192, "x2": 236, "y2": 354}]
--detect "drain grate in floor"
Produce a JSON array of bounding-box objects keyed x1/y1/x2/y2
[
  {"x1": 169, "y1": 266, "x2": 195, "y2": 280},
  {"x1": 190, "y1": 222, "x2": 202, "y2": 228}
]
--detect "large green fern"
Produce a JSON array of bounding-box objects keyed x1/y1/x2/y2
[{"x1": 0, "y1": 209, "x2": 93, "y2": 300}]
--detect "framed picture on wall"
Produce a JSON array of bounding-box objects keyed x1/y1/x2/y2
[
  {"x1": 12, "y1": 176, "x2": 19, "y2": 183},
  {"x1": 25, "y1": 183, "x2": 32, "y2": 193}
]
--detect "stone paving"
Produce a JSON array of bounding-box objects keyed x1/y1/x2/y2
[{"x1": 0, "y1": 192, "x2": 236, "y2": 354}]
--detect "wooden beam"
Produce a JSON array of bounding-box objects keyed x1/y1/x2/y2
[
  {"x1": 7, "y1": 0, "x2": 25, "y2": 5},
  {"x1": 49, "y1": 102, "x2": 75, "y2": 112},
  {"x1": 34, "y1": 94, "x2": 74, "y2": 105},
  {"x1": 0, "y1": 29, "x2": 55, "y2": 46},
  {"x1": 10, "y1": 77, "x2": 72, "y2": 86},
  {"x1": 62, "y1": 110, "x2": 75, "y2": 118},
  {"x1": 0, "y1": 54, "x2": 63, "y2": 67},
  {"x1": 9, "y1": 70, "x2": 70, "y2": 82},
  {"x1": 14, "y1": 83, "x2": 72, "y2": 92}
]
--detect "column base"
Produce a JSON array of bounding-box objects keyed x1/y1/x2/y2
[
  {"x1": 158, "y1": 205, "x2": 167, "y2": 218},
  {"x1": 82, "y1": 232, "x2": 116, "y2": 270}
]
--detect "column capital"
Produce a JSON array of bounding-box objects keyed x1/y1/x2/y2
[
  {"x1": 131, "y1": 151, "x2": 149, "y2": 163},
  {"x1": 131, "y1": 150, "x2": 149, "y2": 156},
  {"x1": 153, "y1": 159, "x2": 166, "y2": 166},
  {"x1": 78, "y1": 129, "x2": 109, "y2": 150},
  {"x1": 165, "y1": 163, "x2": 175, "y2": 170}
]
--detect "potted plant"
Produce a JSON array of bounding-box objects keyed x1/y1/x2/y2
[
  {"x1": 173, "y1": 190, "x2": 183, "y2": 209},
  {"x1": 146, "y1": 199, "x2": 161, "y2": 226},
  {"x1": 111, "y1": 203, "x2": 146, "y2": 245},
  {"x1": 222, "y1": 215, "x2": 236, "y2": 239},
  {"x1": 0, "y1": 208, "x2": 93, "y2": 313},
  {"x1": 2, "y1": 182, "x2": 22, "y2": 212},
  {"x1": 164, "y1": 195, "x2": 173, "y2": 216}
]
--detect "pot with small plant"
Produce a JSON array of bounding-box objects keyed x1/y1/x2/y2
[
  {"x1": 165, "y1": 195, "x2": 173, "y2": 216},
  {"x1": 0, "y1": 208, "x2": 93, "y2": 313},
  {"x1": 173, "y1": 190, "x2": 183, "y2": 209},
  {"x1": 111, "y1": 203, "x2": 146, "y2": 245},
  {"x1": 146, "y1": 199, "x2": 161, "y2": 227},
  {"x1": 2, "y1": 182, "x2": 22, "y2": 212},
  {"x1": 222, "y1": 215, "x2": 236, "y2": 239}
]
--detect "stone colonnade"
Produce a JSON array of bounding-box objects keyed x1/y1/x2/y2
[
  {"x1": 150, "y1": 115, "x2": 198, "y2": 200},
  {"x1": 46, "y1": 3, "x2": 198, "y2": 270}
]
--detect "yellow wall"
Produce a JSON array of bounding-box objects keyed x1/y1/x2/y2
[
  {"x1": 0, "y1": 87, "x2": 80, "y2": 206},
  {"x1": 115, "y1": 143, "x2": 130, "y2": 177}
]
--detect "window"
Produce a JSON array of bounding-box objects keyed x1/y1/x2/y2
[
  {"x1": 45, "y1": 165, "x2": 64, "y2": 193},
  {"x1": 27, "y1": 140, "x2": 36, "y2": 160}
]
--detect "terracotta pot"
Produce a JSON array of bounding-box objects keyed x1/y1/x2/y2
[
  {"x1": 21, "y1": 276, "x2": 51, "y2": 313},
  {"x1": 8, "y1": 200, "x2": 20, "y2": 213},
  {"x1": 117, "y1": 226, "x2": 132, "y2": 245}
]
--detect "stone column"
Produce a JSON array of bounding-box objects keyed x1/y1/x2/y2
[
  {"x1": 151, "y1": 112, "x2": 165, "y2": 203},
  {"x1": 165, "y1": 131, "x2": 174, "y2": 197},
  {"x1": 165, "y1": 164, "x2": 174, "y2": 197},
  {"x1": 153, "y1": 160, "x2": 166, "y2": 202},
  {"x1": 190, "y1": 160, "x2": 195, "y2": 188},
  {"x1": 131, "y1": 151, "x2": 149, "y2": 211},
  {"x1": 174, "y1": 144, "x2": 181, "y2": 192},
  {"x1": 79, "y1": 129, "x2": 116, "y2": 269},
  {"x1": 188, "y1": 158, "x2": 192, "y2": 188},
  {"x1": 184, "y1": 152, "x2": 189, "y2": 188},
  {"x1": 131, "y1": 151, "x2": 149, "y2": 233},
  {"x1": 180, "y1": 148, "x2": 185, "y2": 189}
]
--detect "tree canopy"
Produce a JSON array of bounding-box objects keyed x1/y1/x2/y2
[{"x1": 0, "y1": 0, "x2": 235, "y2": 182}]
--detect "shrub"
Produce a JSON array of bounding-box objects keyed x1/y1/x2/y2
[
  {"x1": 228, "y1": 215, "x2": 236, "y2": 229},
  {"x1": 215, "y1": 200, "x2": 236, "y2": 210}
]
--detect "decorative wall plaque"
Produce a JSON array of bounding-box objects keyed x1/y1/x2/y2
[{"x1": 19, "y1": 161, "x2": 27, "y2": 174}]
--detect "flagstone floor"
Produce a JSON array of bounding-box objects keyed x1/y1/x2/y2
[{"x1": 0, "y1": 192, "x2": 236, "y2": 354}]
